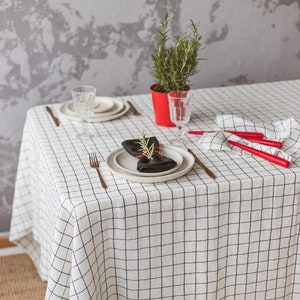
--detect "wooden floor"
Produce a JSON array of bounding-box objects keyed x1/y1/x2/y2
[
  {"x1": 0, "y1": 236, "x2": 15, "y2": 249},
  {"x1": 0, "y1": 253, "x2": 47, "y2": 299},
  {"x1": 0, "y1": 236, "x2": 47, "y2": 299},
  {"x1": 0, "y1": 236, "x2": 25, "y2": 257}
]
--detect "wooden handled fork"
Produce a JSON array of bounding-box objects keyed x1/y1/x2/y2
[{"x1": 89, "y1": 153, "x2": 107, "y2": 189}]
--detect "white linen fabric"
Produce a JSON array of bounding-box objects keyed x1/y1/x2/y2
[
  {"x1": 9, "y1": 80, "x2": 300, "y2": 299},
  {"x1": 199, "y1": 116, "x2": 300, "y2": 163}
]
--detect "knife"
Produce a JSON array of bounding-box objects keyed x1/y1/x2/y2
[
  {"x1": 187, "y1": 148, "x2": 216, "y2": 179},
  {"x1": 46, "y1": 106, "x2": 60, "y2": 127},
  {"x1": 187, "y1": 130, "x2": 282, "y2": 148},
  {"x1": 228, "y1": 140, "x2": 290, "y2": 168},
  {"x1": 243, "y1": 138, "x2": 282, "y2": 148},
  {"x1": 188, "y1": 130, "x2": 264, "y2": 139},
  {"x1": 127, "y1": 101, "x2": 141, "y2": 116}
]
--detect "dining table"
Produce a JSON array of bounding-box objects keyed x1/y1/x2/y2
[{"x1": 9, "y1": 79, "x2": 300, "y2": 299}]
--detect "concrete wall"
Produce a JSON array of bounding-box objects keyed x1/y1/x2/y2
[{"x1": 1, "y1": 0, "x2": 300, "y2": 231}]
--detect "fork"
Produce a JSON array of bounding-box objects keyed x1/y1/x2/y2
[{"x1": 89, "y1": 153, "x2": 107, "y2": 189}]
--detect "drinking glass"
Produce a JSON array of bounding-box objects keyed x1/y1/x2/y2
[
  {"x1": 71, "y1": 85, "x2": 96, "y2": 139},
  {"x1": 168, "y1": 90, "x2": 193, "y2": 144}
]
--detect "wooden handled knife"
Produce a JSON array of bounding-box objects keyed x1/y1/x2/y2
[{"x1": 46, "y1": 106, "x2": 60, "y2": 127}]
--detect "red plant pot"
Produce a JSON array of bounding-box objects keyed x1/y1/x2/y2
[{"x1": 150, "y1": 84, "x2": 175, "y2": 127}]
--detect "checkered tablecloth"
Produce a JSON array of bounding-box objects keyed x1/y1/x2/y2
[{"x1": 9, "y1": 80, "x2": 300, "y2": 299}]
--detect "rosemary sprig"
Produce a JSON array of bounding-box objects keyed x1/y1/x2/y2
[{"x1": 136, "y1": 133, "x2": 161, "y2": 159}]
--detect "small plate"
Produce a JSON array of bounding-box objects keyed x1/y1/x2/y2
[
  {"x1": 93, "y1": 97, "x2": 114, "y2": 113},
  {"x1": 59, "y1": 99, "x2": 130, "y2": 122},
  {"x1": 106, "y1": 144, "x2": 195, "y2": 183},
  {"x1": 66, "y1": 97, "x2": 120, "y2": 117},
  {"x1": 114, "y1": 148, "x2": 183, "y2": 177}
]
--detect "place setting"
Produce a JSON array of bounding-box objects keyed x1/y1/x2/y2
[
  {"x1": 105, "y1": 132, "x2": 195, "y2": 183},
  {"x1": 105, "y1": 89, "x2": 219, "y2": 184},
  {"x1": 58, "y1": 85, "x2": 133, "y2": 124}
]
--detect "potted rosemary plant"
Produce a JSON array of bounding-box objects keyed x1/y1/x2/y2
[{"x1": 150, "y1": 14, "x2": 202, "y2": 127}]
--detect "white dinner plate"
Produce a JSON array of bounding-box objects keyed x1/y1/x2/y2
[
  {"x1": 106, "y1": 144, "x2": 195, "y2": 183},
  {"x1": 113, "y1": 147, "x2": 183, "y2": 177},
  {"x1": 59, "y1": 98, "x2": 130, "y2": 122}
]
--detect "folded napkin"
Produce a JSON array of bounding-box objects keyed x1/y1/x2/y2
[
  {"x1": 121, "y1": 137, "x2": 177, "y2": 173},
  {"x1": 199, "y1": 115, "x2": 300, "y2": 163}
]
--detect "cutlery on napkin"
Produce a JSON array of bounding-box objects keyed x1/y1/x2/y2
[
  {"x1": 121, "y1": 136, "x2": 177, "y2": 173},
  {"x1": 187, "y1": 148, "x2": 216, "y2": 179},
  {"x1": 46, "y1": 106, "x2": 60, "y2": 127},
  {"x1": 197, "y1": 115, "x2": 300, "y2": 168},
  {"x1": 199, "y1": 131, "x2": 291, "y2": 168}
]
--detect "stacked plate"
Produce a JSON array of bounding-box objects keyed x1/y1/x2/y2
[
  {"x1": 59, "y1": 97, "x2": 130, "y2": 122},
  {"x1": 106, "y1": 144, "x2": 195, "y2": 183}
]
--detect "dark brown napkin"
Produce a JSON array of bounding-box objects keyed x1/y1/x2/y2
[{"x1": 121, "y1": 137, "x2": 177, "y2": 173}]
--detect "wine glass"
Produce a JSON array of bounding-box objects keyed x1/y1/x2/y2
[
  {"x1": 168, "y1": 90, "x2": 193, "y2": 144},
  {"x1": 71, "y1": 85, "x2": 96, "y2": 139}
]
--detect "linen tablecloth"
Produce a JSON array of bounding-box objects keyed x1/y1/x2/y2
[{"x1": 10, "y1": 80, "x2": 300, "y2": 299}]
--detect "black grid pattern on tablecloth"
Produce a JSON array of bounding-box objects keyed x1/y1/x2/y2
[{"x1": 9, "y1": 80, "x2": 300, "y2": 299}]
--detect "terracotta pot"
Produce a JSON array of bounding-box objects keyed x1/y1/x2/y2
[{"x1": 150, "y1": 84, "x2": 175, "y2": 127}]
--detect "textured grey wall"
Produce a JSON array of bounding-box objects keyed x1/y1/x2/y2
[{"x1": 1, "y1": 0, "x2": 300, "y2": 232}]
